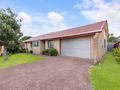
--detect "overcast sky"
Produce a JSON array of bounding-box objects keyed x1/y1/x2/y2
[{"x1": 0, "y1": 0, "x2": 120, "y2": 36}]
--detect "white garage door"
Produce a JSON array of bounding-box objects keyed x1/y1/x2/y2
[{"x1": 61, "y1": 37, "x2": 91, "y2": 59}]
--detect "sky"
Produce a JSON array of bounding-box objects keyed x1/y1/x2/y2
[{"x1": 0, "y1": 0, "x2": 120, "y2": 36}]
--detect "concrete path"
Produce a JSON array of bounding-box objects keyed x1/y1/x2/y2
[{"x1": 0, "y1": 56, "x2": 92, "y2": 90}]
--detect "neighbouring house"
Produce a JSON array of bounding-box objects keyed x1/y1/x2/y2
[
  {"x1": 107, "y1": 42, "x2": 115, "y2": 51},
  {"x1": 118, "y1": 41, "x2": 120, "y2": 48},
  {"x1": 24, "y1": 20, "x2": 109, "y2": 63},
  {"x1": 114, "y1": 37, "x2": 120, "y2": 48},
  {"x1": 0, "y1": 46, "x2": 4, "y2": 55}
]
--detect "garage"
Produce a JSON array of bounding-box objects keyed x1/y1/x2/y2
[{"x1": 61, "y1": 37, "x2": 91, "y2": 59}]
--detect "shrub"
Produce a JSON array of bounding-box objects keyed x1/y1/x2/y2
[
  {"x1": 7, "y1": 44, "x2": 19, "y2": 54},
  {"x1": 48, "y1": 48, "x2": 58, "y2": 56},
  {"x1": 30, "y1": 50, "x2": 33, "y2": 53},
  {"x1": 42, "y1": 48, "x2": 58, "y2": 56},
  {"x1": 18, "y1": 49, "x2": 26, "y2": 53},
  {"x1": 112, "y1": 48, "x2": 120, "y2": 55},
  {"x1": 115, "y1": 57, "x2": 120, "y2": 64},
  {"x1": 42, "y1": 49, "x2": 49, "y2": 55},
  {"x1": 112, "y1": 48, "x2": 120, "y2": 64}
]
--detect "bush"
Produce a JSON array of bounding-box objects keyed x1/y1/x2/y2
[
  {"x1": 7, "y1": 44, "x2": 19, "y2": 54},
  {"x1": 42, "y1": 49, "x2": 49, "y2": 55},
  {"x1": 112, "y1": 48, "x2": 120, "y2": 64},
  {"x1": 113, "y1": 48, "x2": 119, "y2": 55},
  {"x1": 30, "y1": 50, "x2": 33, "y2": 53},
  {"x1": 42, "y1": 48, "x2": 58, "y2": 56},
  {"x1": 115, "y1": 57, "x2": 120, "y2": 64},
  {"x1": 48, "y1": 48, "x2": 58, "y2": 56},
  {"x1": 18, "y1": 49, "x2": 26, "y2": 53}
]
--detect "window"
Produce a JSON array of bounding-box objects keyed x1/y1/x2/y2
[
  {"x1": 32, "y1": 41, "x2": 39, "y2": 47},
  {"x1": 48, "y1": 40, "x2": 54, "y2": 48},
  {"x1": 104, "y1": 39, "x2": 106, "y2": 49}
]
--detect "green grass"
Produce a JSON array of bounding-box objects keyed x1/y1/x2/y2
[
  {"x1": 89, "y1": 52, "x2": 120, "y2": 90},
  {"x1": 0, "y1": 53, "x2": 43, "y2": 68}
]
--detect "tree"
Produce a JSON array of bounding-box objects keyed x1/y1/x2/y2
[
  {"x1": 108, "y1": 34, "x2": 117, "y2": 42},
  {"x1": 0, "y1": 8, "x2": 22, "y2": 60},
  {"x1": 20, "y1": 36, "x2": 31, "y2": 41}
]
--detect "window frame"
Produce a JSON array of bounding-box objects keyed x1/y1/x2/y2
[
  {"x1": 104, "y1": 39, "x2": 106, "y2": 49},
  {"x1": 48, "y1": 40, "x2": 54, "y2": 48},
  {"x1": 32, "y1": 41, "x2": 39, "y2": 47}
]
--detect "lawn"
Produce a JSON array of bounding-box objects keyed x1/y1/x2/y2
[
  {"x1": 0, "y1": 53, "x2": 43, "y2": 68},
  {"x1": 89, "y1": 52, "x2": 120, "y2": 90}
]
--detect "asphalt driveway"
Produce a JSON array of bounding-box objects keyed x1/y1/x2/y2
[{"x1": 0, "y1": 56, "x2": 92, "y2": 90}]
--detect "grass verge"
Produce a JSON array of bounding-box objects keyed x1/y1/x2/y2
[
  {"x1": 0, "y1": 53, "x2": 43, "y2": 68},
  {"x1": 89, "y1": 52, "x2": 120, "y2": 90}
]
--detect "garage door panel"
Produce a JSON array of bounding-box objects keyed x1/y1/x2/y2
[{"x1": 61, "y1": 37, "x2": 90, "y2": 59}]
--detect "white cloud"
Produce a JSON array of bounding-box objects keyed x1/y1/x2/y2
[
  {"x1": 75, "y1": 0, "x2": 120, "y2": 36},
  {"x1": 17, "y1": 12, "x2": 31, "y2": 24},
  {"x1": 47, "y1": 11, "x2": 67, "y2": 32},
  {"x1": 17, "y1": 11, "x2": 67, "y2": 36},
  {"x1": 48, "y1": 11, "x2": 64, "y2": 23}
]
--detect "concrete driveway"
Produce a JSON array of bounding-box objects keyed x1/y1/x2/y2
[{"x1": 0, "y1": 56, "x2": 92, "y2": 90}]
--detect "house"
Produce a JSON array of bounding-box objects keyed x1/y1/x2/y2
[
  {"x1": 24, "y1": 20, "x2": 109, "y2": 63},
  {"x1": 114, "y1": 37, "x2": 120, "y2": 48},
  {"x1": 108, "y1": 42, "x2": 115, "y2": 51},
  {"x1": 117, "y1": 39, "x2": 120, "y2": 48}
]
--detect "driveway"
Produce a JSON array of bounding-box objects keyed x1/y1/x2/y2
[{"x1": 0, "y1": 56, "x2": 92, "y2": 90}]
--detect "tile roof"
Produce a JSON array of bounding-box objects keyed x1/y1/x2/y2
[{"x1": 24, "y1": 20, "x2": 107, "y2": 42}]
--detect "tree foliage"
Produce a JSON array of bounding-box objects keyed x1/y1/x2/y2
[
  {"x1": 108, "y1": 34, "x2": 117, "y2": 42},
  {"x1": 0, "y1": 8, "x2": 23, "y2": 51},
  {"x1": 20, "y1": 36, "x2": 31, "y2": 41}
]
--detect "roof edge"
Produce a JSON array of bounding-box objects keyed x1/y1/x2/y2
[
  {"x1": 101, "y1": 20, "x2": 107, "y2": 29},
  {"x1": 24, "y1": 29, "x2": 102, "y2": 42},
  {"x1": 41, "y1": 29, "x2": 102, "y2": 40}
]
